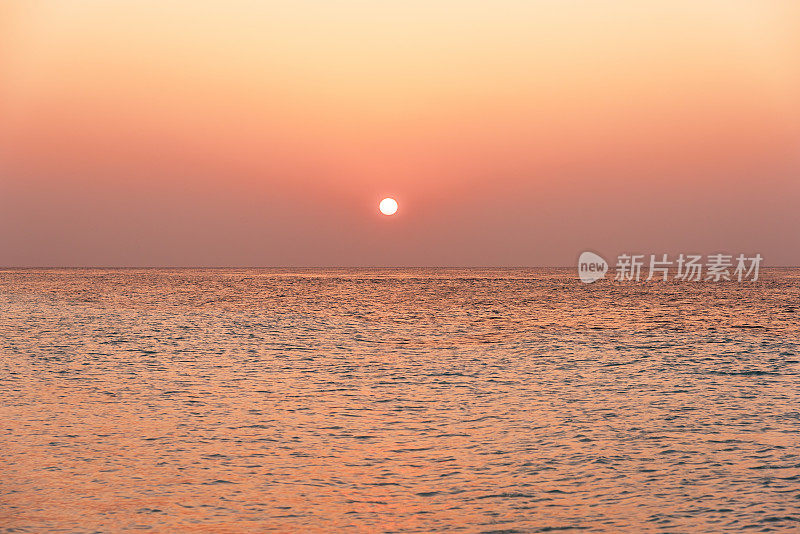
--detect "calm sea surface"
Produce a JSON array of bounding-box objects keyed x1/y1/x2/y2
[{"x1": 1, "y1": 268, "x2": 799, "y2": 533}]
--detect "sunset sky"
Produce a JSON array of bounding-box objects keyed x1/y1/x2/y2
[{"x1": 1, "y1": 1, "x2": 799, "y2": 266}]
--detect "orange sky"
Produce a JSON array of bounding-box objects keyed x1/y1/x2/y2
[{"x1": 1, "y1": 1, "x2": 799, "y2": 266}]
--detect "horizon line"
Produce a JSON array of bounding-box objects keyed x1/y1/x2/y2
[{"x1": 0, "y1": 265, "x2": 796, "y2": 270}]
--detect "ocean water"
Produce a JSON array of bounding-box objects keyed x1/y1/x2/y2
[{"x1": 1, "y1": 268, "x2": 799, "y2": 533}]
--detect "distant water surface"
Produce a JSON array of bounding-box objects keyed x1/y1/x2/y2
[{"x1": 1, "y1": 268, "x2": 799, "y2": 532}]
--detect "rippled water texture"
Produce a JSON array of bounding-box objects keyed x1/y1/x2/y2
[{"x1": 1, "y1": 269, "x2": 799, "y2": 532}]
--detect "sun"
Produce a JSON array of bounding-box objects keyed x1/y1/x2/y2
[{"x1": 379, "y1": 197, "x2": 398, "y2": 216}]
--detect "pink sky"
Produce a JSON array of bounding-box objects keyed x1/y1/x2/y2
[{"x1": 1, "y1": 1, "x2": 799, "y2": 266}]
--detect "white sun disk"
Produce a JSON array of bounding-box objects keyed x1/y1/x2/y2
[{"x1": 379, "y1": 197, "x2": 398, "y2": 215}]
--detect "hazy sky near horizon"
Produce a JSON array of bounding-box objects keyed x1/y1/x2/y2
[{"x1": 1, "y1": 1, "x2": 799, "y2": 266}]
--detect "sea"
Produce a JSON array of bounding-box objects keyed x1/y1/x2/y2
[{"x1": 1, "y1": 268, "x2": 799, "y2": 533}]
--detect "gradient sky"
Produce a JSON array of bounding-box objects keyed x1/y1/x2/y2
[{"x1": 1, "y1": 1, "x2": 799, "y2": 266}]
